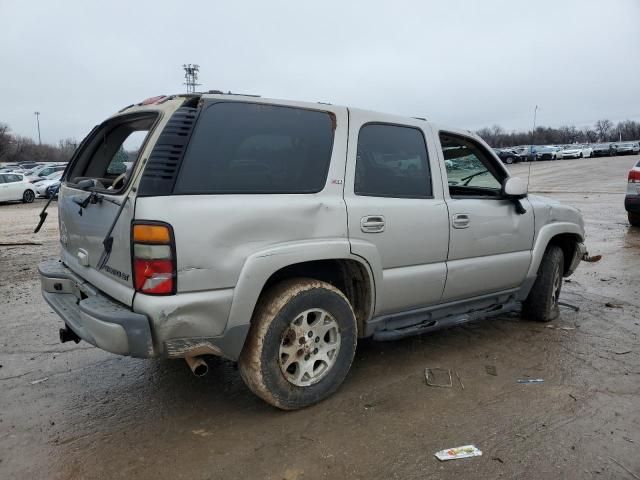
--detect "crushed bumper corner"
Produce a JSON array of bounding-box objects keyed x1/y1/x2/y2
[{"x1": 39, "y1": 259, "x2": 155, "y2": 358}]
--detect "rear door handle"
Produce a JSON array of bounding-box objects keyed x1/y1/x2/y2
[
  {"x1": 452, "y1": 213, "x2": 470, "y2": 229},
  {"x1": 361, "y1": 215, "x2": 386, "y2": 233}
]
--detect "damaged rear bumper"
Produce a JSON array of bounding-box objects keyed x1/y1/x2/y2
[{"x1": 39, "y1": 259, "x2": 155, "y2": 358}]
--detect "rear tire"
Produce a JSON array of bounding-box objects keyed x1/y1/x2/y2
[
  {"x1": 522, "y1": 246, "x2": 564, "y2": 322},
  {"x1": 629, "y1": 212, "x2": 640, "y2": 227},
  {"x1": 22, "y1": 190, "x2": 35, "y2": 203},
  {"x1": 239, "y1": 278, "x2": 357, "y2": 410}
]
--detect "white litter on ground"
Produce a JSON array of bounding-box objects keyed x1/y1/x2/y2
[{"x1": 434, "y1": 445, "x2": 482, "y2": 461}]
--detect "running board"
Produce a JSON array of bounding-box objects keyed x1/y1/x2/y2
[{"x1": 372, "y1": 301, "x2": 520, "y2": 341}]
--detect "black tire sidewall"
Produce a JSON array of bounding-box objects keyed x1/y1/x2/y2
[
  {"x1": 523, "y1": 246, "x2": 564, "y2": 322},
  {"x1": 259, "y1": 287, "x2": 357, "y2": 409},
  {"x1": 23, "y1": 190, "x2": 34, "y2": 203}
]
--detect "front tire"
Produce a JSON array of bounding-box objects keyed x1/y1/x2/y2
[
  {"x1": 505, "y1": 156, "x2": 515, "y2": 165},
  {"x1": 629, "y1": 212, "x2": 640, "y2": 227},
  {"x1": 22, "y1": 190, "x2": 35, "y2": 203},
  {"x1": 522, "y1": 246, "x2": 564, "y2": 322},
  {"x1": 239, "y1": 278, "x2": 357, "y2": 410}
]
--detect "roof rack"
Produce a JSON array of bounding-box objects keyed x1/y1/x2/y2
[{"x1": 206, "y1": 90, "x2": 261, "y2": 97}]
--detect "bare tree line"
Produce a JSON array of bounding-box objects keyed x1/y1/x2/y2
[
  {"x1": 0, "y1": 122, "x2": 77, "y2": 164},
  {"x1": 476, "y1": 119, "x2": 640, "y2": 147}
]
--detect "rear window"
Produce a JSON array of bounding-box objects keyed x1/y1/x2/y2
[{"x1": 174, "y1": 102, "x2": 335, "y2": 194}]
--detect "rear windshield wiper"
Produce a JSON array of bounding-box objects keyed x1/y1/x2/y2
[{"x1": 34, "y1": 179, "x2": 96, "y2": 233}]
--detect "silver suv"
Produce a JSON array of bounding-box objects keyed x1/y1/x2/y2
[{"x1": 38, "y1": 93, "x2": 587, "y2": 409}]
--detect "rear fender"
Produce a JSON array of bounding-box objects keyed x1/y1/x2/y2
[{"x1": 225, "y1": 239, "x2": 376, "y2": 332}]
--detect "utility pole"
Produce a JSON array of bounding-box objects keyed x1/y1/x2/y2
[
  {"x1": 34, "y1": 111, "x2": 41, "y2": 144},
  {"x1": 182, "y1": 64, "x2": 201, "y2": 93}
]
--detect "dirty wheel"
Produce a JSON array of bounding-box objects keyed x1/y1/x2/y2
[
  {"x1": 522, "y1": 245, "x2": 564, "y2": 322},
  {"x1": 239, "y1": 278, "x2": 357, "y2": 410},
  {"x1": 629, "y1": 212, "x2": 640, "y2": 227},
  {"x1": 22, "y1": 190, "x2": 35, "y2": 203}
]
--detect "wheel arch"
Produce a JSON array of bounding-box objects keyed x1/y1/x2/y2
[
  {"x1": 527, "y1": 223, "x2": 584, "y2": 278},
  {"x1": 261, "y1": 259, "x2": 374, "y2": 336},
  {"x1": 225, "y1": 240, "x2": 376, "y2": 342}
]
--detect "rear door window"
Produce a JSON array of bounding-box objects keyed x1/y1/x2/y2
[
  {"x1": 174, "y1": 102, "x2": 335, "y2": 194},
  {"x1": 354, "y1": 123, "x2": 432, "y2": 198}
]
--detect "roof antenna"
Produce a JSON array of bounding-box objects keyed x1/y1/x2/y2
[{"x1": 526, "y1": 105, "x2": 538, "y2": 193}]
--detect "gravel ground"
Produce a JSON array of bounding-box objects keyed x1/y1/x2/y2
[{"x1": 1, "y1": 154, "x2": 639, "y2": 480}]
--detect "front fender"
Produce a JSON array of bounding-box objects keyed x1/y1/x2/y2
[{"x1": 526, "y1": 222, "x2": 584, "y2": 278}]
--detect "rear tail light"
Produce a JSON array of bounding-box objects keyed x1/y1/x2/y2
[
  {"x1": 132, "y1": 222, "x2": 176, "y2": 295},
  {"x1": 629, "y1": 170, "x2": 640, "y2": 183}
]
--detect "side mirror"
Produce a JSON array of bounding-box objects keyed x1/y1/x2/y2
[
  {"x1": 502, "y1": 176, "x2": 527, "y2": 198},
  {"x1": 75, "y1": 179, "x2": 95, "y2": 190}
]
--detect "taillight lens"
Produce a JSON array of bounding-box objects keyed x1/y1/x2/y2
[
  {"x1": 132, "y1": 222, "x2": 176, "y2": 295},
  {"x1": 629, "y1": 170, "x2": 640, "y2": 183}
]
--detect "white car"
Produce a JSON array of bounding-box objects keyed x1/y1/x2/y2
[
  {"x1": 558, "y1": 145, "x2": 593, "y2": 159},
  {"x1": 35, "y1": 171, "x2": 63, "y2": 197},
  {"x1": 0, "y1": 173, "x2": 36, "y2": 203}
]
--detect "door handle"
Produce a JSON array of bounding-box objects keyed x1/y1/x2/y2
[
  {"x1": 361, "y1": 215, "x2": 386, "y2": 233},
  {"x1": 452, "y1": 213, "x2": 470, "y2": 229}
]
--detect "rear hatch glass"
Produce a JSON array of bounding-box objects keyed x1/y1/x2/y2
[{"x1": 59, "y1": 112, "x2": 158, "y2": 306}]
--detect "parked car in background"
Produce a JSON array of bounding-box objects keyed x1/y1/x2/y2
[
  {"x1": 26, "y1": 164, "x2": 67, "y2": 183},
  {"x1": 592, "y1": 143, "x2": 615, "y2": 157},
  {"x1": 35, "y1": 171, "x2": 63, "y2": 197},
  {"x1": 18, "y1": 162, "x2": 40, "y2": 170},
  {"x1": 626, "y1": 159, "x2": 640, "y2": 227},
  {"x1": 536, "y1": 146, "x2": 560, "y2": 161},
  {"x1": 613, "y1": 142, "x2": 640, "y2": 156},
  {"x1": 493, "y1": 148, "x2": 521, "y2": 164},
  {"x1": 46, "y1": 182, "x2": 60, "y2": 199},
  {"x1": 513, "y1": 145, "x2": 537, "y2": 161},
  {"x1": 0, "y1": 173, "x2": 36, "y2": 203},
  {"x1": 557, "y1": 145, "x2": 592, "y2": 159}
]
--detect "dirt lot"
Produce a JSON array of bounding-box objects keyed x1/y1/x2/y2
[{"x1": 1, "y1": 155, "x2": 640, "y2": 480}]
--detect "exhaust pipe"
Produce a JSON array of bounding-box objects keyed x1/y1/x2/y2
[
  {"x1": 59, "y1": 326, "x2": 80, "y2": 344},
  {"x1": 185, "y1": 356, "x2": 208, "y2": 377}
]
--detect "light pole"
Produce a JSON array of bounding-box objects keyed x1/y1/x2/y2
[{"x1": 34, "y1": 111, "x2": 41, "y2": 145}]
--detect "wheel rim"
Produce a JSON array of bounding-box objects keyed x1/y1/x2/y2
[
  {"x1": 278, "y1": 308, "x2": 341, "y2": 387},
  {"x1": 25, "y1": 191, "x2": 34, "y2": 202},
  {"x1": 551, "y1": 266, "x2": 561, "y2": 306}
]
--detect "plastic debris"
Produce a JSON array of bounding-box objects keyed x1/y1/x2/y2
[
  {"x1": 558, "y1": 301, "x2": 580, "y2": 311},
  {"x1": 485, "y1": 365, "x2": 497, "y2": 376},
  {"x1": 517, "y1": 378, "x2": 544, "y2": 384},
  {"x1": 435, "y1": 445, "x2": 482, "y2": 461},
  {"x1": 425, "y1": 368, "x2": 452, "y2": 388},
  {"x1": 30, "y1": 377, "x2": 48, "y2": 385},
  {"x1": 605, "y1": 302, "x2": 623, "y2": 309}
]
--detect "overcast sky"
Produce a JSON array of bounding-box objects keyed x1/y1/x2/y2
[{"x1": 1, "y1": 0, "x2": 639, "y2": 144}]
